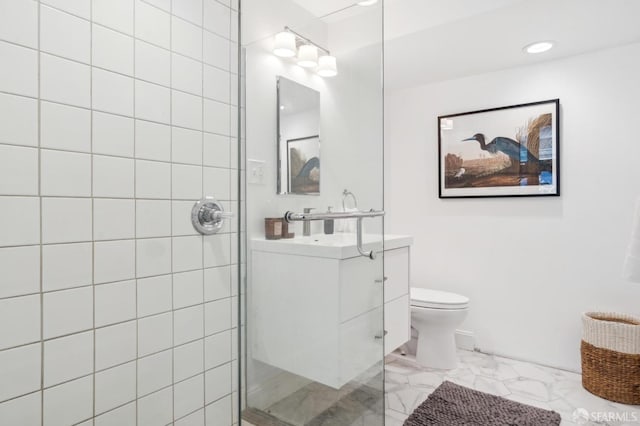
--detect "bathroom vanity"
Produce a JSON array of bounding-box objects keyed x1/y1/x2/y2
[{"x1": 251, "y1": 233, "x2": 412, "y2": 389}]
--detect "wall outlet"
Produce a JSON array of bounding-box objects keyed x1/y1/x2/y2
[{"x1": 247, "y1": 159, "x2": 266, "y2": 185}]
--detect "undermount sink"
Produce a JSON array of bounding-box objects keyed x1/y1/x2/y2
[{"x1": 251, "y1": 233, "x2": 413, "y2": 259}]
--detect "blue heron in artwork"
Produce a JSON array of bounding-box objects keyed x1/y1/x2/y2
[{"x1": 462, "y1": 133, "x2": 538, "y2": 164}]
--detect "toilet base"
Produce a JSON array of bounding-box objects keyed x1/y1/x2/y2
[{"x1": 415, "y1": 326, "x2": 459, "y2": 369}]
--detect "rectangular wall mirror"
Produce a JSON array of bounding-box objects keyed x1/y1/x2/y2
[{"x1": 277, "y1": 76, "x2": 321, "y2": 195}]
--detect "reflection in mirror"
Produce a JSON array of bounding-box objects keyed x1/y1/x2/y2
[{"x1": 277, "y1": 76, "x2": 321, "y2": 195}]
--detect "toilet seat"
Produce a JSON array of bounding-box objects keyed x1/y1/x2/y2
[{"x1": 410, "y1": 287, "x2": 469, "y2": 310}]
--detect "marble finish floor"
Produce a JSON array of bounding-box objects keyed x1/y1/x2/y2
[{"x1": 385, "y1": 350, "x2": 640, "y2": 426}]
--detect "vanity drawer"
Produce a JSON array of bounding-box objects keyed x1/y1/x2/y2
[
  {"x1": 384, "y1": 294, "x2": 410, "y2": 355},
  {"x1": 384, "y1": 247, "x2": 409, "y2": 303},
  {"x1": 340, "y1": 256, "x2": 383, "y2": 322},
  {"x1": 339, "y1": 307, "x2": 383, "y2": 385}
]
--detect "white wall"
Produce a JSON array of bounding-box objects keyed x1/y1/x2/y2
[
  {"x1": 0, "y1": 0, "x2": 239, "y2": 424},
  {"x1": 385, "y1": 42, "x2": 640, "y2": 371}
]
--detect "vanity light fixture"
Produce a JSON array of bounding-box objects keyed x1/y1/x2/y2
[
  {"x1": 272, "y1": 28, "x2": 338, "y2": 78},
  {"x1": 523, "y1": 41, "x2": 555, "y2": 54},
  {"x1": 357, "y1": 0, "x2": 378, "y2": 5},
  {"x1": 273, "y1": 31, "x2": 297, "y2": 57},
  {"x1": 297, "y1": 44, "x2": 319, "y2": 68}
]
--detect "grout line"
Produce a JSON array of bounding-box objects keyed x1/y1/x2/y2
[
  {"x1": 168, "y1": 1, "x2": 176, "y2": 422},
  {"x1": 89, "y1": 0, "x2": 97, "y2": 419},
  {"x1": 132, "y1": 1, "x2": 139, "y2": 423}
]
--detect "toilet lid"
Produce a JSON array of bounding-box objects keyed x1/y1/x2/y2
[{"x1": 410, "y1": 287, "x2": 469, "y2": 309}]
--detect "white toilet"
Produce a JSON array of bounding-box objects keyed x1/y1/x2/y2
[{"x1": 410, "y1": 287, "x2": 470, "y2": 369}]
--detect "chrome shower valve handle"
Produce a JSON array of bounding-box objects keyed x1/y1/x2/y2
[{"x1": 191, "y1": 197, "x2": 234, "y2": 235}]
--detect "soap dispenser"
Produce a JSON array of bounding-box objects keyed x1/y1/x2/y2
[{"x1": 324, "y1": 206, "x2": 334, "y2": 235}]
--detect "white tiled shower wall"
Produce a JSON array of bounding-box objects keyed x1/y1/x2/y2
[{"x1": 0, "y1": 0, "x2": 240, "y2": 424}]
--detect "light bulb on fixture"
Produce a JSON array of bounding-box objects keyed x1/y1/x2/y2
[
  {"x1": 297, "y1": 45, "x2": 319, "y2": 68},
  {"x1": 357, "y1": 0, "x2": 378, "y2": 6},
  {"x1": 523, "y1": 41, "x2": 555, "y2": 54},
  {"x1": 273, "y1": 31, "x2": 296, "y2": 58},
  {"x1": 317, "y1": 55, "x2": 338, "y2": 77}
]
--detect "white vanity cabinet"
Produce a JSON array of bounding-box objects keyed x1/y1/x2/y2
[{"x1": 251, "y1": 234, "x2": 411, "y2": 389}]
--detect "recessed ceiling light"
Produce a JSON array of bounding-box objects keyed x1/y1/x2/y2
[
  {"x1": 523, "y1": 41, "x2": 555, "y2": 54},
  {"x1": 357, "y1": 0, "x2": 378, "y2": 6},
  {"x1": 280, "y1": 105, "x2": 285, "y2": 110}
]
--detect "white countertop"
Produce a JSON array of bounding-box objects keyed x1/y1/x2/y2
[{"x1": 251, "y1": 233, "x2": 413, "y2": 259}]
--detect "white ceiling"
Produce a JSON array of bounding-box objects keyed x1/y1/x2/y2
[{"x1": 384, "y1": 0, "x2": 640, "y2": 89}]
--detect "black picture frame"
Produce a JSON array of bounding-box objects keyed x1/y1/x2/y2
[{"x1": 438, "y1": 99, "x2": 560, "y2": 198}]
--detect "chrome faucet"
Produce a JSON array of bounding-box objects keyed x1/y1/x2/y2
[{"x1": 303, "y1": 207, "x2": 315, "y2": 236}]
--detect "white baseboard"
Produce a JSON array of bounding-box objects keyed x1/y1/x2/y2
[{"x1": 455, "y1": 329, "x2": 475, "y2": 351}]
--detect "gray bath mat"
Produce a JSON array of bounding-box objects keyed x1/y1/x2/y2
[{"x1": 404, "y1": 381, "x2": 561, "y2": 426}]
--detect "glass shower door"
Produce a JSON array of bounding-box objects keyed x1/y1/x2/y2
[{"x1": 240, "y1": 1, "x2": 385, "y2": 424}]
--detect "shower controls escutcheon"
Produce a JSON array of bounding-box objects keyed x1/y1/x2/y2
[{"x1": 191, "y1": 197, "x2": 233, "y2": 235}]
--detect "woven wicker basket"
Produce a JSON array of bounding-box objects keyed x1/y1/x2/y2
[{"x1": 581, "y1": 312, "x2": 640, "y2": 404}]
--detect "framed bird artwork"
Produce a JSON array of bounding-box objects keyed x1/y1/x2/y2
[{"x1": 438, "y1": 99, "x2": 560, "y2": 198}]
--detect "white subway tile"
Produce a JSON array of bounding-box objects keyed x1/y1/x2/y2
[
  {"x1": 135, "y1": 80, "x2": 170, "y2": 123},
  {"x1": 0, "y1": 145, "x2": 38, "y2": 195},
  {"x1": 172, "y1": 90, "x2": 203, "y2": 131},
  {"x1": 92, "y1": 24, "x2": 134, "y2": 75},
  {"x1": 93, "y1": 0, "x2": 134, "y2": 35},
  {"x1": 41, "y1": 0, "x2": 91, "y2": 19},
  {"x1": 95, "y1": 361, "x2": 136, "y2": 414},
  {"x1": 136, "y1": 237, "x2": 171, "y2": 278},
  {"x1": 135, "y1": 120, "x2": 171, "y2": 161},
  {"x1": 138, "y1": 312, "x2": 172, "y2": 356},
  {"x1": 94, "y1": 239, "x2": 135, "y2": 284},
  {"x1": 136, "y1": 200, "x2": 171, "y2": 238},
  {"x1": 172, "y1": 127, "x2": 202, "y2": 165},
  {"x1": 203, "y1": 133, "x2": 230, "y2": 168},
  {"x1": 203, "y1": 31, "x2": 229, "y2": 71},
  {"x1": 44, "y1": 330, "x2": 93, "y2": 387},
  {"x1": 203, "y1": 99, "x2": 230, "y2": 135},
  {"x1": 137, "y1": 274, "x2": 172, "y2": 317},
  {"x1": 204, "y1": 298, "x2": 231, "y2": 336},
  {"x1": 204, "y1": 265, "x2": 230, "y2": 302},
  {"x1": 172, "y1": 163, "x2": 202, "y2": 200},
  {"x1": 173, "y1": 270, "x2": 203, "y2": 309},
  {"x1": 41, "y1": 101, "x2": 91, "y2": 152},
  {"x1": 176, "y1": 409, "x2": 204, "y2": 426},
  {"x1": 174, "y1": 304, "x2": 204, "y2": 346},
  {"x1": 40, "y1": 5, "x2": 90, "y2": 63},
  {"x1": 40, "y1": 53, "x2": 90, "y2": 108},
  {"x1": 204, "y1": 0, "x2": 230, "y2": 38},
  {"x1": 174, "y1": 339, "x2": 204, "y2": 382},
  {"x1": 205, "y1": 394, "x2": 232, "y2": 426},
  {"x1": 0, "y1": 93, "x2": 37, "y2": 147},
  {"x1": 0, "y1": 0, "x2": 38, "y2": 48},
  {"x1": 0, "y1": 391, "x2": 41, "y2": 425},
  {"x1": 43, "y1": 376, "x2": 93, "y2": 426},
  {"x1": 135, "y1": 39, "x2": 170, "y2": 86},
  {"x1": 174, "y1": 374, "x2": 204, "y2": 420},
  {"x1": 135, "y1": 0, "x2": 170, "y2": 48},
  {"x1": 230, "y1": 73, "x2": 238, "y2": 105},
  {"x1": 93, "y1": 155, "x2": 135, "y2": 198},
  {"x1": 0, "y1": 294, "x2": 40, "y2": 350},
  {"x1": 173, "y1": 235, "x2": 203, "y2": 272},
  {"x1": 143, "y1": 0, "x2": 170, "y2": 11},
  {"x1": 0, "y1": 343, "x2": 41, "y2": 402},
  {"x1": 173, "y1": 0, "x2": 203, "y2": 26},
  {"x1": 0, "y1": 41, "x2": 37, "y2": 97},
  {"x1": 204, "y1": 330, "x2": 231, "y2": 370},
  {"x1": 137, "y1": 350, "x2": 172, "y2": 396},
  {"x1": 93, "y1": 111, "x2": 135, "y2": 157},
  {"x1": 138, "y1": 388, "x2": 173, "y2": 426},
  {"x1": 136, "y1": 160, "x2": 171, "y2": 199},
  {"x1": 172, "y1": 53, "x2": 203, "y2": 96},
  {"x1": 205, "y1": 362, "x2": 231, "y2": 404},
  {"x1": 94, "y1": 199, "x2": 135, "y2": 240},
  {"x1": 41, "y1": 150, "x2": 91, "y2": 197},
  {"x1": 0, "y1": 246, "x2": 39, "y2": 298},
  {"x1": 42, "y1": 243, "x2": 92, "y2": 292},
  {"x1": 41, "y1": 197, "x2": 91, "y2": 244},
  {"x1": 95, "y1": 320, "x2": 136, "y2": 371},
  {"x1": 93, "y1": 68, "x2": 134, "y2": 116},
  {"x1": 0, "y1": 196, "x2": 40, "y2": 247},
  {"x1": 203, "y1": 233, "x2": 230, "y2": 268},
  {"x1": 203, "y1": 65, "x2": 230, "y2": 103},
  {"x1": 43, "y1": 287, "x2": 93, "y2": 339},
  {"x1": 229, "y1": 41, "x2": 238, "y2": 76},
  {"x1": 95, "y1": 401, "x2": 136, "y2": 426},
  {"x1": 172, "y1": 17, "x2": 202, "y2": 61},
  {"x1": 172, "y1": 201, "x2": 198, "y2": 236},
  {"x1": 203, "y1": 166, "x2": 230, "y2": 200},
  {"x1": 95, "y1": 280, "x2": 136, "y2": 327}
]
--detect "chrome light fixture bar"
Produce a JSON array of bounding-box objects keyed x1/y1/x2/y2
[{"x1": 272, "y1": 27, "x2": 338, "y2": 77}]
